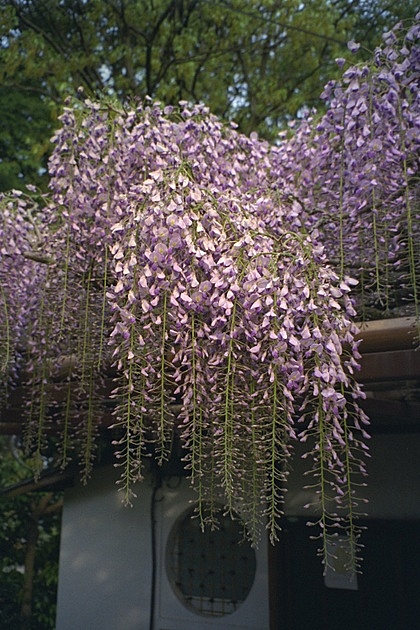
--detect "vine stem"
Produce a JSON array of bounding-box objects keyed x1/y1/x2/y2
[
  {"x1": 159, "y1": 290, "x2": 168, "y2": 463},
  {"x1": 58, "y1": 224, "x2": 71, "y2": 342},
  {"x1": 0, "y1": 283, "x2": 10, "y2": 373},
  {"x1": 33, "y1": 267, "x2": 51, "y2": 480},
  {"x1": 97, "y1": 245, "x2": 109, "y2": 369},
  {"x1": 268, "y1": 369, "x2": 279, "y2": 542},
  {"x1": 122, "y1": 355, "x2": 133, "y2": 505},
  {"x1": 341, "y1": 383, "x2": 358, "y2": 574},
  {"x1": 189, "y1": 312, "x2": 205, "y2": 523},
  {"x1": 223, "y1": 299, "x2": 238, "y2": 509}
]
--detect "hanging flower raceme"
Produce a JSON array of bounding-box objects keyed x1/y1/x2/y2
[
  {"x1": 0, "y1": 190, "x2": 49, "y2": 405},
  {"x1": 6, "y1": 52, "x2": 409, "y2": 571},
  {"x1": 106, "y1": 146, "x2": 368, "y2": 563},
  {"x1": 2, "y1": 15, "x2": 419, "y2": 574},
  {"x1": 0, "y1": 97, "x2": 364, "y2": 571},
  {"x1": 272, "y1": 16, "x2": 420, "y2": 327}
]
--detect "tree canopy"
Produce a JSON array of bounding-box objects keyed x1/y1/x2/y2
[{"x1": 0, "y1": 0, "x2": 418, "y2": 190}]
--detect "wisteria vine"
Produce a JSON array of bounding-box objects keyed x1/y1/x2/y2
[
  {"x1": 0, "y1": 16, "x2": 418, "y2": 573},
  {"x1": 273, "y1": 16, "x2": 420, "y2": 324}
]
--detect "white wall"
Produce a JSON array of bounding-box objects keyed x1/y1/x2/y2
[
  {"x1": 56, "y1": 468, "x2": 270, "y2": 630},
  {"x1": 56, "y1": 467, "x2": 154, "y2": 630},
  {"x1": 154, "y1": 478, "x2": 270, "y2": 629},
  {"x1": 56, "y1": 433, "x2": 420, "y2": 630}
]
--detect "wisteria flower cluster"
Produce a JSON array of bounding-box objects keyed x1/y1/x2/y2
[
  {"x1": 0, "y1": 190, "x2": 46, "y2": 392},
  {"x1": 273, "y1": 15, "x2": 420, "y2": 325},
  {"x1": 0, "y1": 16, "x2": 418, "y2": 573},
  {"x1": 0, "y1": 98, "x2": 368, "y2": 572}
]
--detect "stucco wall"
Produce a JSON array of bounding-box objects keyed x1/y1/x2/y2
[
  {"x1": 56, "y1": 432, "x2": 420, "y2": 629},
  {"x1": 56, "y1": 467, "x2": 154, "y2": 630},
  {"x1": 56, "y1": 468, "x2": 270, "y2": 630}
]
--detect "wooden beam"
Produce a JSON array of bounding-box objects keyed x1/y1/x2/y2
[
  {"x1": 358, "y1": 349, "x2": 420, "y2": 382},
  {"x1": 356, "y1": 317, "x2": 418, "y2": 352},
  {"x1": 1, "y1": 318, "x2": 418, "y2": 435},
  {"x1": 0, "y1": 468, "x2": 76, "y2": 498}
]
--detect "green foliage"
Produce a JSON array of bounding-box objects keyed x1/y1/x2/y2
[
  {"x1": 0, "y1": 0, "x2": 417, "y2": 191},
  {"x1": 0, "y1": 437, "x2": 61, "y2": 630},
  {"x1": 0, "y1": 88, "x2": 53, "y2": 191}
]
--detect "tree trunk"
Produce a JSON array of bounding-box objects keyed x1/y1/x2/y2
[
  {"x1": 20, "y1": 514, "x2": 39, "y2": 630},
  {"x1": 19, "y1": 492, "x2": 61, "y2": 630}
]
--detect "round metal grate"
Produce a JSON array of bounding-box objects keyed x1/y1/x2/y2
[{"x1": 166, "y1": 505, "x2": 257, "y2": 617}]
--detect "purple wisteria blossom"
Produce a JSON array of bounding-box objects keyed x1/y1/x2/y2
[
  {"x1": 1, "y1": 16, "x2": 418, "y2": 574},
  {"x1": 272, "y1": 16, "x2": 419, "y2": 324}
]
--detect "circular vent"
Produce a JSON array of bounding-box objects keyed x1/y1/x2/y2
[{"x1": 166, "y1": 505, "x2": 257, "y2": 617}]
